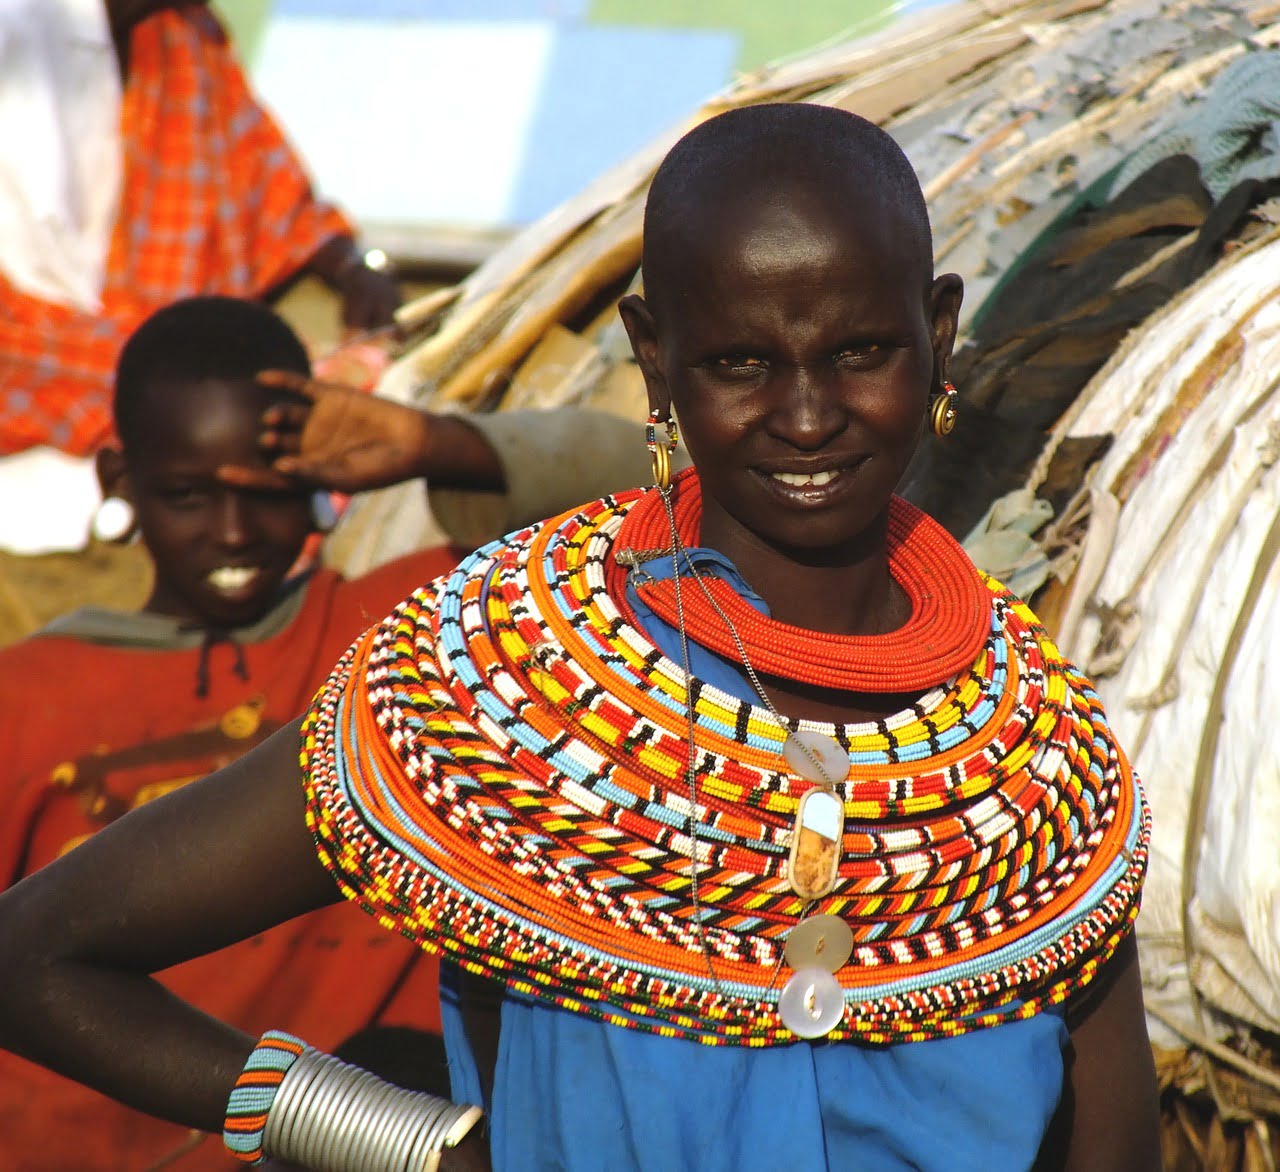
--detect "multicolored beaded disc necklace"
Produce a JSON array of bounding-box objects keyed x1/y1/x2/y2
[{"x1": 301, "y1": 473, "x2": 1149, "y2": 1047}]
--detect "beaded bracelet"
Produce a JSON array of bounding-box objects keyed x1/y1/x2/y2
[
  {"x1": 224, "y1": 1029, "x2": 484, "y2": 1171},
  {"x1": 224, "y1": 1030, "x2": 309, "y2": 1164}
]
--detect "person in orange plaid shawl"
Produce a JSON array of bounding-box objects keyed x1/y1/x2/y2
[{"x1": 0, "y1": 0, "x2": 399, "y2": 464}]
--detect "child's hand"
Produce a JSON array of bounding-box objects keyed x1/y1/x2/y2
[{"x1": 217, "y1": 371, "x2": 435, "y2": 495}]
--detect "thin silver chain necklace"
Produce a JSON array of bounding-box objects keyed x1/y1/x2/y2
[{"x1": 653, "y1": 487, "x2": 850, "y2": 1012}]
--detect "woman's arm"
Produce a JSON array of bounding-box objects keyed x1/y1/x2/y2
[
  {"x1": 1038, "y1": 933, "x2": 1163, "y2": 1172},
  {"x1": 0, "y1": 719, "x2": 338, "y2": 1133}
]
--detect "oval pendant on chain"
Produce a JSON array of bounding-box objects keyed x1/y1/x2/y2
[
  {"x1": 787, "y1": 787, "x2": 844, "y2": 901},
  {"x1": 784, "y1": 914, "x2": 854, "y2": 974},
  {"x1": 779, "y1": 967, "x2": 846, "y2": 1038},
  {"x1": 783, "y1": 730, "x2": 849, "y2": 786}
]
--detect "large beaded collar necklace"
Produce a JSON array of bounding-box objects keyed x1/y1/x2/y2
[{"x1": 302, "y1": 476, "x2": 1148, "y2": 1046}]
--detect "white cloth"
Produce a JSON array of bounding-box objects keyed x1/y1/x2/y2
[
  {"x1": 0, "y1": 447, "x2": 100, "y2": 554},
  {"x1": 0, "y1": 0, "x2": 121, "y2": 311}
]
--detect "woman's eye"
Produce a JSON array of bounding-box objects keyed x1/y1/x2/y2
[
  {"x1": 712, "y1": 355, "x2": 767, "y2": 375},
  {"x1": 836, "y1": 344, "x2": 882, "y2": 364}
]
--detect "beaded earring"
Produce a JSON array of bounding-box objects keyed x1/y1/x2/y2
[
  {"x1": 930, "y1": 381, "x2": 959, "y2": 438},
  {"x1": 646, "y1": 409, "x2": 679, "y2": 491}
]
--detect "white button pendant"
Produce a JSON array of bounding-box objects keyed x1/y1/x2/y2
[
  {"x1": 783, "y1": 730, "x2": 849, "y2": 786},
  {"x1": 784, "y1": 914, "x2": 854, "y2": 974},
  {"x1": 779, "y1": 967, "x2": 846, "y2": 1038},
  {"x1": 786, "y1": 787, "x2": 844, "y2": 901}
]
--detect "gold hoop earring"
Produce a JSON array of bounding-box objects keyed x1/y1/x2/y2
[
  {"x1": 930, "y1": 382, "x2": 958, "y2": 438},
  {"x1": 646, "y1": 410, "x2": 679, "y2": 491}
]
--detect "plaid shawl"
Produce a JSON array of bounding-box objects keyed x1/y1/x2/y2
[{"x1": 0, "y1": 8, "x2": 351, "y2": 457}]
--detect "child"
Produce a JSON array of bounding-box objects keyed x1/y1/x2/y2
[{"x1": 0, "y1": 295, "x2": 659, "y2": 1169}]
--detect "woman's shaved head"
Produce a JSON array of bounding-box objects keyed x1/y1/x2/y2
[
  {"x1": 618, "y1": 102, "x2": 963, "y2": 566},
  {"x1": 641, "y1": 104, "x2": 933, "y2": 319}
]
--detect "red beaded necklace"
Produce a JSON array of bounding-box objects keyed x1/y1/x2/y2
[{"x1": 609, "y1": 469, "x2": 992, "y2": 694}]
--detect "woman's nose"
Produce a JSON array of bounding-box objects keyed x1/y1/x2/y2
[{"x1": 766, "y1": 367, "x2": 845, "y2": 450}]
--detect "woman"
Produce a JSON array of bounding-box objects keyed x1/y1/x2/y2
[{"x1": 0, "y1": 106, "x2": 1161, "y2": 1171}]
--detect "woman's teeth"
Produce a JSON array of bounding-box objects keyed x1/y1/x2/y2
[
  {"x1": 771, "y1": 470, "x2": 838, "y2": 487},
  {"x1": 207, "y1": 566, "x2": 259, "y2": 593}
]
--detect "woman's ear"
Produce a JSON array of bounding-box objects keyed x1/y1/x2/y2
[
  {"x1": 618, "y1": 294, "x2": 672, "y2": 422},
  {"x1": 929, "y1": 273, "x2": 964, "y2": 387}
]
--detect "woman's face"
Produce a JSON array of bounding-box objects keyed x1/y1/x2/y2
[
  {"x1": 623, "y1": 190, "x2": 961, "y2": 562},
  {"x1": 110, "y1": 377, "x2": 313, "y2": 629}
]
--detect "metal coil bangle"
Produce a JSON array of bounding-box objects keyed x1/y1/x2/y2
[
  {"x1": 337, "y1": 1071, "x2": 393, "y2": 1165},
  {"x1": 261, "y1": 1048, "x2": 483, "y2": 1171},
  {"x1": 271, "y1": 1049, "x2": 327, "y2": 1158}
]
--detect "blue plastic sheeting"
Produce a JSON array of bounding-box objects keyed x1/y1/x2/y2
[
  {"x1": 274, "y1": 0, "x2": 590, "y2": 19},
  {"x1": 508, "y1": 25, "x2": 736, "y2": 222}
]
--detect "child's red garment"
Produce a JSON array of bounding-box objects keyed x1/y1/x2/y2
[
  {"x1": 0, "y1": 6, "x2": 350, "y2": 457},
  {"x1": 0, "y1": 546, "x2": 460, "y2": 1171}
]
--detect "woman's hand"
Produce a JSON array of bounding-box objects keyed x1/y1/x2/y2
[
  {"x1": 304, "y1": 235, "x2": 401, "y2": 333},
  {"x1": 217, "y1": 372, "x2": 508, "y2": 497}
]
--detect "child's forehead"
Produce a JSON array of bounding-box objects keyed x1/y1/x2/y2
[
  {"x1": 130, "y1": 376, "x2": 289, "y2": 443},
  {"x1": 147, "y1": 374, "x2": 255, "y2": 410}
]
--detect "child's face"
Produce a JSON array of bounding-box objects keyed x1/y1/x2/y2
[
  {"x1": 625, "y1": 187, "x2": 961, "y2": 558},
  {"x1": 121, "y1": 377, "x2": 312, "y2": 629}
]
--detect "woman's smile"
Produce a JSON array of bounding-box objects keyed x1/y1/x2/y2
[{"x1": 752, "y1": 455, "x2": 869, "y2": 508}]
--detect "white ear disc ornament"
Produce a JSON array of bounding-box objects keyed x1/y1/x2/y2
[{"x1": 91, "y1": 496, "x2": 135, "y2": 543}]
